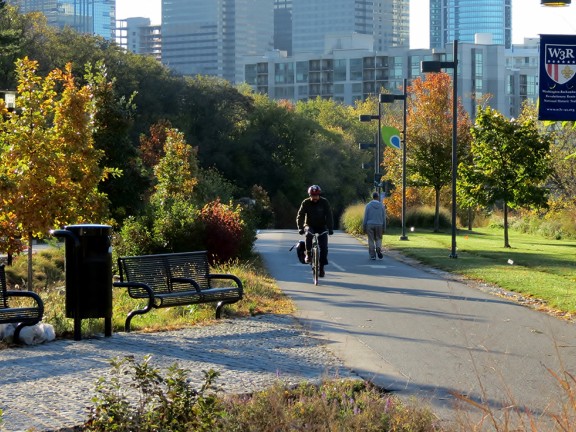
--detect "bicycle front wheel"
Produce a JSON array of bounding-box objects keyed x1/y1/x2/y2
[{"x1": 312, "y1": 246, "x2": 319, "y2": 285}]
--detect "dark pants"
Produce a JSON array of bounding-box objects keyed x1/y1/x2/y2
[{"x1": 305, "y1": 229, "x2": 329, "y2": 266}]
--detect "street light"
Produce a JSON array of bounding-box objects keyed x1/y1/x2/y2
[
  {"x1": 359, "y1": 99, "x2": 384, "y2": 196},
  {"x1": 541, "y1": 0, "x2": 570, "y2": 5},
  {"x1": 380, "y1": 79, "x2": 408, "y2": 241},
  {"x1": 421, "y1": 40, "x2": 459, "y2": 258}
]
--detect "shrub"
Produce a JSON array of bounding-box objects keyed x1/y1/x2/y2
[
  {"x1": 85, "y1": 355, "x2": 223, "y2": 432},
  {"x1": 385, "y1": 187, "x2": 422, "y2": 226},
  {"x1": 406, "y1": 206, "x2": 452, "y2": 229},
  {"x1": 5, "y1": 248, "x2": 65, "y2": 290},
  {"x1": 152, "y1": 200, "x2": 204, "y2": 253},
  {"x1": 219, "y1": 379, "x2": 438, "y2": 431},
  {"x1": 113, "y1": 216, "x2": 158, "y2": 258},
  {"x1": 85, "y1": 356, "x2": 439, "y2": 432},
  {"x1": 199, "y1": 199, "x2": 256, "y2": 264},
  {"x1": 508, "y1": 206, "x2": 576, "y2": 240},
  {"x1": 340, "y1": 202, "x2": 365, "y2": 235}
]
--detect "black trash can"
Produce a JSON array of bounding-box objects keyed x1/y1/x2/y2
[{"x1": 51, "y1": 224, "x2": 112, "y2": 340}]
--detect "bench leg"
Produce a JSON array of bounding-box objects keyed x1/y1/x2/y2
[
  {"x1": 125, "y1": 298, "x2": 155, "y2": 332},
  {"x1": 13, "y1": 321, "x2": 40, "y2": 345},
  {"x1": 13, "y1": 324, "x2": 24, "y2": 345}
]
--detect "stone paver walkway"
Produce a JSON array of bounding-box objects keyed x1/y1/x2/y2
[{"x1": 0, "y1": 314, "x2": 355, "y2": 432}]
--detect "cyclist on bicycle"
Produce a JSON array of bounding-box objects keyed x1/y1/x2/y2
[{"x1": 296, "y1": 185, "x2": 334, "y2": 277}]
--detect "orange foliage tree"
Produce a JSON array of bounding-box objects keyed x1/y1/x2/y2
[
  {"x1": 407, "y1": 73, "x2": 472, "y2": 232},
  {"x1": 0, "y1": 58, "x2": 113, "y2": 287}
]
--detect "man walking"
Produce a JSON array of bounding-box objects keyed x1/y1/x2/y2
[{"x1": 363, "y1": 192, "x2": 386, "y2": 260}]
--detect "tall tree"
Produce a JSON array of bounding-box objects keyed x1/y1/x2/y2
[
  {"x1": 407, "y1": 73, "x2": 472, "y2": 231},
  {"x1": 459, "y1": 106, "x2": 552, "y2": 248},
  {"x1": 0, "y1": 58, "x2": 111, "y2": 287},
  {"x1": 0, "y1": 4, "x2": 51, "y2": 89},
  {"x1": 151, "y1": 128, "x2": 199, "y2": 209}
]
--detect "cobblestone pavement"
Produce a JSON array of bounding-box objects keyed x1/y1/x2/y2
[{"x1": 0, "y1": 314, "x2": 356, "y2": 432}]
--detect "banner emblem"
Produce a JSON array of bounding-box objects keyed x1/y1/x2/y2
[
  {"x1": 380, "y1": 126, "x2": 401, "y2": 150},
  {"x1": 545, "y1": 44, "x2": 576, "y2": 85}
]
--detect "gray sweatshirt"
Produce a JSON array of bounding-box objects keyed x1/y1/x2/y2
[{"x1": 363, "y1": 200, "x2": 386, "y2": 231}]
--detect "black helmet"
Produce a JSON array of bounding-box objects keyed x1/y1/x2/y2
[{"x1": 308, "y1": 185, "x2": 321, "y2": 196}]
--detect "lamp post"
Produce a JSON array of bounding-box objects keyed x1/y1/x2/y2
[
  {"x1": 421, "y1": 40, "x2": 458, "y2": 259},
  {"x1": 1, "y1": 90, "x2": 16, "y2": 112},
  {"x1": 360, "y1": 96, "x2": 384, "y2": 197},
  {"x1": 541, "y1": 0, "x2": 570, "y2": 5},
  {"x1": 380, "y1": 79, "x2": 408, "y2": 240}
]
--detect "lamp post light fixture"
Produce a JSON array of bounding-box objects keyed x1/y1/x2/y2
[
  {"x1": 421, "y1": 40, "x2": 459, "y2": 259},
  {"x1": 1, "y1": 90, "x2": 16, "y2": 112},
  {"x1": 541, "y1": 0, "x2": 570, "y2": 5},
  {"x1": 380, "y1": 79, "x2": 408, "y2": 241}
]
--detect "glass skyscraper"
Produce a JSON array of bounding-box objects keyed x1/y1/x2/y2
[
  {"x1": 430, "y1": 0, "x2": 511, "y2": 49},
  {"x1": 161, "y1": 0, "x2": 274, "y2": 83},
  {"x1": 292, "y1": 0, "x2": 409, "y2": 54},
  {"x1": 8, "y1": 0, "x2": 115, "y2": 40}
]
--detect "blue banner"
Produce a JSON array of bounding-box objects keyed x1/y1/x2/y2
[{"x1": 539, "y1": 34, "x2": 576, "y2": 121}]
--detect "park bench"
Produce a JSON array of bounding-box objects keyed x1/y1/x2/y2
[
  {"x1": 114, "y1": 251, "x2": 244, "y2": 332},
  {"x1": 0, "y1": 264, "x2": 45, "y2": 344}
]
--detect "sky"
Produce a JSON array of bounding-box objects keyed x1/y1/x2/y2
[{"x1": 116, "y1": 0, "x2": 576, "y2": 49}]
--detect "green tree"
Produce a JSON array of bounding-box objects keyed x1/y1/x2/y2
[
  {"x1": 295, "y1": 97, "x2": 367, "y2": 221},
  {"x1": 459, "y1": 106, "x2": 552, "y2": 248},
  {"x1": 149, "y1": 128, "x2": 201, "y2": 252},
  {"x1": 151, "y1": 128, "x2": 199, "y2": 209},
  {"x1": 0, "y1": 4, "x2": 51, "y2": 89},
  {"x1": 0, "y1": 58, "x2": 111, "y2": 287},
  {"x1": 407, "y1": 73, "x2": 472, "y2": 232}
]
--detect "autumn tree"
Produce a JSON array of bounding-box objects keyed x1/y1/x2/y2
[
  {"x1": 0, "y1": 58, "x2": 112, "y2": 287},
  {"x1": 459, "y1": 106, "x2": 552, "y2": 248},
  {"x1": 407, "y1": 73, "x2": 472, "y2": 231}
]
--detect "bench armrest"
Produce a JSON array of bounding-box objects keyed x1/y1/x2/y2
[
  {"x1": 4, "y1": 290, "x2": 45, "y2": 313},
  {"x1": 171, "y1": 277, "x2": 202, "y2": 293},
  {"x1": 113, "y1": 281, "x2": 155, "y2": 300},
  {"x1": 208, "y1": 274, "x2": 244, "y2": 293}
]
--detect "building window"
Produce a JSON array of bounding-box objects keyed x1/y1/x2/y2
[
  {"x1": 334, "y1": 59, "x2": 347, "y2": 81},
  {"x1": 275, "y1": 63, "x2": 294, "y2": 84},
  {"x1": 245, "y1": 65, "x2": 257, "y2": 85},
  {"x1": 296, "y1": 61, "x2": 308, "y2": 83},
  {"x1": 350, "y1": 58, "x2": 363, "y2": 81}
]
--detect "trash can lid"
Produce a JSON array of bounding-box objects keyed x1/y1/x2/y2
[{"x1": 65, "y1": 224, "x2": 112, "y2": 236}]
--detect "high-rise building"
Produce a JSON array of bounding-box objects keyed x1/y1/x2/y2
[
  {"x1": 430, "y1": 0, "x2": 511, "y2": 49},
  {"x1": 291, "y1": 0, "x2": 409, "y2": 55},
  {"x1": 244, "y1": 39, "x2": 520, "y2": 118},
  {"x1": 161, "y1": 0, "x2": 274, "y2": 83},
  {"x1": 8, "y1": 0, "x2": 115, "y2": 40},
  {"x1": 274, "y1": 0, "x2": 292, "y2": 55},
  {"x1": 116, "y1": 18, "x2": 162, "y2": 61}
]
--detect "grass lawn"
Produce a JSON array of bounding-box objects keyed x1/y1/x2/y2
[{"x1": 383, "y1": 226, "x2": 576, "y2": 318}]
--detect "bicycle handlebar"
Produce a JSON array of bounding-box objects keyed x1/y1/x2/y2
[{"x1": 305, "y1": 228, "x2": 329, "y2": 236}]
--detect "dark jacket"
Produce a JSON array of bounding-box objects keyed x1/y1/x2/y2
[{"x1": 296, "y1": 197, "x2": 334, "y2": 232}]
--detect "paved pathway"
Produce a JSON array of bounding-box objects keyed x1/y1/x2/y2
[{"x1": 0, "y1": 314, "x2": 356, "y2": 432}]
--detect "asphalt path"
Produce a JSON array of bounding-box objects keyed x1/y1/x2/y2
[{"x1": 255, "y1": 229, "x2": 576, "y2": 428}]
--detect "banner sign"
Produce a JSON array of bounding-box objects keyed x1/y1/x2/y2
[
  {"x1": 539, "y1": 34, "x2": 576, "y2": 121},
  {"x1": 380, "y1": 126, "x2": 401, "y2": 150}
]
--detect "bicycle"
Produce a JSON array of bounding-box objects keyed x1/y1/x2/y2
[{"x1": 306, "y1": 229, "x2": 328, "y2": 286}]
